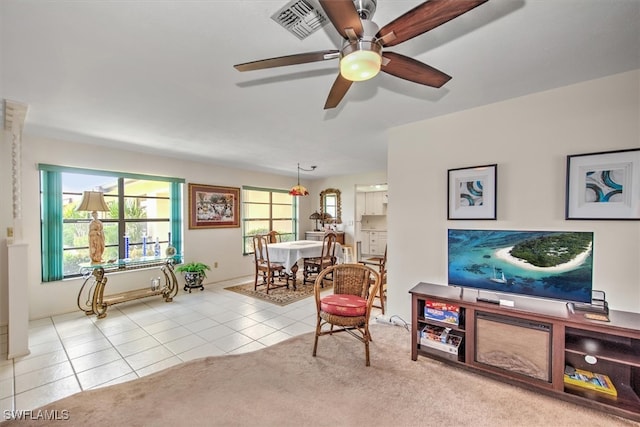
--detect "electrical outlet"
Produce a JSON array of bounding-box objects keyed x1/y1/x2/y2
[{"x1": 214, "y1": 261, "x2": 218, "y2": 268}]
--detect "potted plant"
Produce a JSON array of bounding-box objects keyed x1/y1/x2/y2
[{"x1": 175, "y1": 261, "x2": 211, "y2": 292}]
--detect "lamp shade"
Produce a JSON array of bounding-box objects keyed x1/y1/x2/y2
[
  {"x1": 77, "y1": 191, "x2": 109, "y2": 212},
  {"x1": 289, "y1": 185, "x2": 309, "y2": 196},
  {"x1": 309, "y1": 211, "x2": 322, "y2": 231}
]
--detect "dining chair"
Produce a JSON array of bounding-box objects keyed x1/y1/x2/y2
[
  {"x1": 312, "y1": 263, "x2": 381, "y2": 366},
  {"x1": 267, "y1": 230, "x2": 281, "y2": 243},
  {"x1": 360, "y1": 245, "x2": 387, "y2": 314},
  {"x1": 302, "y1": 231, "x2": 338, "y2": 286},
  {"x1": 252, "y1": 234, "x2": 288, "y2": 294},
  {"x1": 266, "y1": 230, "x2": 288, "y2": 281}
]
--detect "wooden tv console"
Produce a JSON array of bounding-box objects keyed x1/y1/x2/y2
[{"x1": 410, "y1": 282, "x2": 640, "y2": 421}]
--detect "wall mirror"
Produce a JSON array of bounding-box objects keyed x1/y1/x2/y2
[{"x1": 320, "y1": 188, "x2": 341, "y2": 225}]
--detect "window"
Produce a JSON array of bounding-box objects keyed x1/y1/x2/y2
[
  {"x1": 241, "y1": 186, "x2": 297, "y2": 254},
  {"x1": 39, "y1": 164, "x2": 184, "y2": 281}
]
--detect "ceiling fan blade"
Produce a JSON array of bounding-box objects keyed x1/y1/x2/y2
[
  {"x1": 319, "y1": 0, "x2": 363, "y2": 40},
  {"x1": 377, "y1": 0, "x2": 488, "y2": 47},
  {"x1": 381, "y1": 51, "x2": 451, "y2": 88},
  {"x1": 324, "y1": 73, "x2": 353, "y2": 109},
  {"x1": 234, "y1": 50, "x2": 339, "y2": 72}
]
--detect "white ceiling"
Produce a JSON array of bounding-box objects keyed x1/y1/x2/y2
[{"x1": 2, "y1": 0, "x2": 639, "y2": 179}]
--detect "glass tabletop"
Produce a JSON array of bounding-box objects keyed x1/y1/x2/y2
[{"x1": 79, "y1": 255, "x2": 182, "y2": 270}]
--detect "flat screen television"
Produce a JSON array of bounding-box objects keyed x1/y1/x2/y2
[{"x1": 447, "y1": 229, "x2": 594, "y2": 303}]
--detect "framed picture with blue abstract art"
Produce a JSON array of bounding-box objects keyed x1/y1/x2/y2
[
  {"x1": 447, "y1": 164, "x2": 497, "y2": 220},
  {"x1": 566, "y1": 148, "x2": 640, "y2": 220}
]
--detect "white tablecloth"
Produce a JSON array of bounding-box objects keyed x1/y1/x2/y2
[{"x1": 267, "y1": 240, "x2": 341, "y2": 273}]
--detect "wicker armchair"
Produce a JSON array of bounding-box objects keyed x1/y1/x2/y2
[
  {"x1": 252, "y1": 235, "x2": 288, "y2": 294},
  {"x1": 312, "y1": 263, "x2": 381, "y2": 366}
]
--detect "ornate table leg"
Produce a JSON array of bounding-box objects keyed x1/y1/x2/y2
[
  {"x1": 289, "y1": 264, "x2": 299, "y2": 291},
  {"x1": 161, "y1": 259, "x2": 179, "y2": 301},
  {"x1": 91, "y1": 267, "x2": 109, "y2": 319},
  {"x1": 77, "y1": 269, "x2": 97, "y2": 316}
]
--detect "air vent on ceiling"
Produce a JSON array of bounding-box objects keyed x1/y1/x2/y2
[{"x1": 271, "y1": 0, "x2": 328, "y2": 40}]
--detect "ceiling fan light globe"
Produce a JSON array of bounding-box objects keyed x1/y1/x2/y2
[{"x1": 340, "y1": 45, "x2": 382, "y2": 82}]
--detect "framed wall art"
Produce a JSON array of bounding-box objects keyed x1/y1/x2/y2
[
  {"x1": 447, "y1": 164, "x2": 497, "y2": 220},
  {"x1": 565, "y1": 148, "x2": 640, "y2": 220},
  {"x1": 188, "y1": 183, "x2": 240, "y2": 229}
]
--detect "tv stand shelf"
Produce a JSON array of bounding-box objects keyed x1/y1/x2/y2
[{"x1": 410, "y1": 282, "x2": 640, "y2": 422}]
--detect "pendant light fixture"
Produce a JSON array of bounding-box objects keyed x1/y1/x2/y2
[{"x1": 289, "y1": 163, "x2": 317, "y2": 196}]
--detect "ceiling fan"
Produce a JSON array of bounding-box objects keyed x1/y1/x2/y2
[{"x1": 234, "y1": 0, "x2": 489, "y2": 109}]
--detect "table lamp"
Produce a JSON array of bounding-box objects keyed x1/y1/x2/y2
[
  {"x1": 320, "y1": 212, "x2": 332, "y2": 229},
  {"x1": 77, "y1": 191, "x2": 110, "y2": 264},
  {"x1": 309, "y1": 211, "x2": 322, "y2": 231}
]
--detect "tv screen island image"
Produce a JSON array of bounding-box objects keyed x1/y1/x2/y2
[{"x1": 447, "y1": 229, "x2": 594, "y2": 303}]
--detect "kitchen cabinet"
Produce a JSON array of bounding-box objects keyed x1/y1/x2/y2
[
  {"x1": 361, "y1": 231, "x2": 387, "y2": 256},
  {"x1": 364, "y1": 191, "x2": 387, "y2": 215},
  {"x1": 360, "y1": 233, "x2": 370, "y2": 255},
  {"x1": 368, "y1": 231, "x2": 387, "y2": 255}
]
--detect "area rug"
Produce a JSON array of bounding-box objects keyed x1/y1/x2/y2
[
  {"x1": 3, "y1": 325, "x2": 633, "y2": 427},
  {"x1": 224, "y1": 279, "x2": 332, "y2": 306}
]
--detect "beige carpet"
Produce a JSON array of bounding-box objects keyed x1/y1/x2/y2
[
  {"x1": 3, "y1": 325, "x2": 637, "y2": 427},
  {"x1": 225, "y1": 279, "x2": 331, "y2": 306}
]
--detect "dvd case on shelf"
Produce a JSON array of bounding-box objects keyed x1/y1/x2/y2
[
  {"x1": 419, "y1": 324, "x2": 463, "y2": 356},
  {"x1": 424, "y1": 300, "x2": 460, "y2": 325},
  {"x1": 563, "y1": 368, "x2": 618, "y2": 397}
]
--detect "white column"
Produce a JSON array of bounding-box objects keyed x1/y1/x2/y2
[
  {"x1": 7, "y1": 243, "x2": 29, "y2": 358},
  {"x1": 4, "y1": 99, "x2": 29, "y2": 359},
  {"x1": 5, "y1": 100, "x2": 27, "y2": 241}
]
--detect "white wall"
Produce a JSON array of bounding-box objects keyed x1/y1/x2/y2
[
  {"x1": 0, "y1": 136, "x2": 320, "y2": 320},
  {"x1": 0, "y1": 132, "x2": 387, "y2": 321},
  {"x1": 387, "y1": 70, "x2": 640, "y2": 320}
]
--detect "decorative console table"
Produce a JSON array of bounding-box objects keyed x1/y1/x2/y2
[
  {"x1": 410, "y1": 282, "x2": 640, "y2": 422},
  {"x1": 77, "y1": 257, "x2": 180, "y2": 319}
]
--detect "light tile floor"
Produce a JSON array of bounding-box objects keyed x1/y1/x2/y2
[{"x1": 0, "y1": 275, "x2": 381, "y2": 414}]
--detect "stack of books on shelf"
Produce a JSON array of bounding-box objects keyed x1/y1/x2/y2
[
  {"x1": 563, "y1": 366, "x2": 618, "y2": 397},
  {"x1": 424, "y1": 300, "x2": 460, "y2": 325},
  {"x1": 419, "y1": 324, "x2": 463, "y2": 358}
]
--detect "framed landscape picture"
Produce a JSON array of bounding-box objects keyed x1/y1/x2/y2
[
  {"x1": 188, "y1": 183, "x2": 240, "y2": 229},
  {"x1": 448, "y1": 164, "x2": 497, "y2": 220},
  {"x1": 565, "y1": 148, "x2": 640, "y2": 220}
]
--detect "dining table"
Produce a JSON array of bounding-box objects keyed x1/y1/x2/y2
[{"x1": 266, "y1": 240, "x2": 341, "y2": 289}]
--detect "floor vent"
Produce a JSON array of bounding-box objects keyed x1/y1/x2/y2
[{"x1": 271, "y1": 0, "x2": 328, "y2": 40}]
